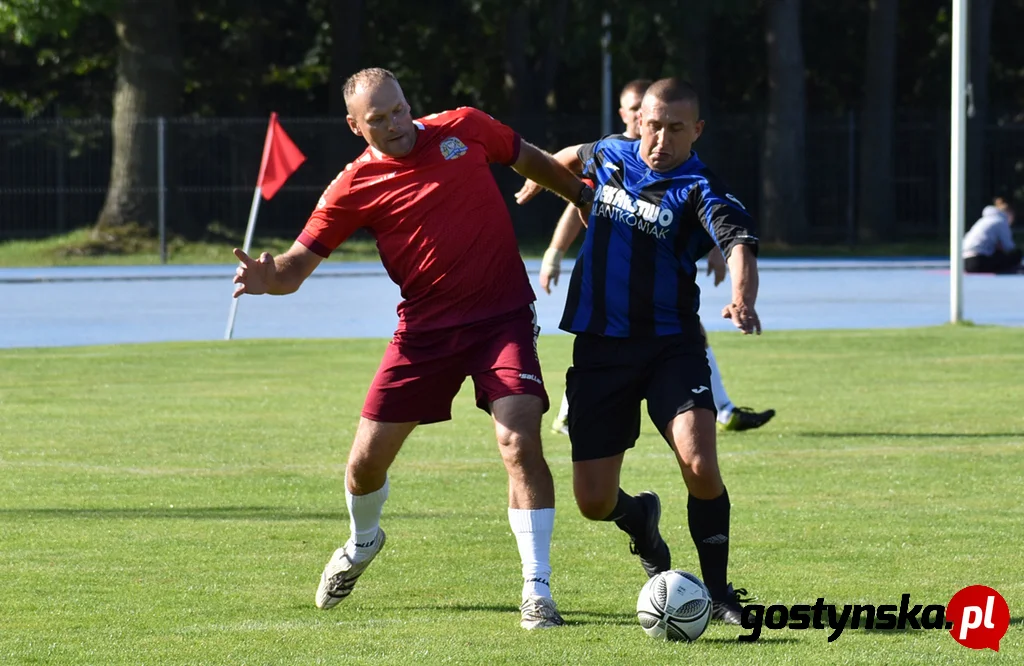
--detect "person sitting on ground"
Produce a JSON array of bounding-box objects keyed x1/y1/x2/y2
[{"x1": 963, "y1": 197, "x2": 1022, "y2": 274}]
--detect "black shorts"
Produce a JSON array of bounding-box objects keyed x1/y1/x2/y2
[{"x1": 565, "y1": 333, "x2": 715, "y2": 462}]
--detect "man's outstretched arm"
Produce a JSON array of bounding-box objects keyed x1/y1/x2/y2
[
  {"x1": 721, "y1": 244, "x2": 760, "y2": 335},
  {"x1": 232, "y1": 241, "x2": 323, "y2": 297},
  {"x1": 513, "y1": 143, "x2": 586, "y2": 206}
]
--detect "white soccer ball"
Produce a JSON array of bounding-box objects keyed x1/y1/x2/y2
[{"x1": 636, "y1": 570, "x2": 712, "y2": 641}]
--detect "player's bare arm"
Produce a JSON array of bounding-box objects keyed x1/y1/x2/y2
[
  {"x1": 232, "y1": 241, "x2": 323, "y2": 298},
  {"x1": 539, "y1": 203, "x2": 587, "y2": 294},
  {"x1": 721, "y1": 244, "x2": 760, "y2": 335},
  {"x1": 706, "y1": 246, "x2": 727, "y2": 286},
  {"x1": 514, "y1": 143, "x2": 585, "y2": 205}
]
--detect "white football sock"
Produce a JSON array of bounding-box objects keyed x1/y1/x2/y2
[
  {"x1": 346, "y1": 475, "x2": 389, "y2": 560},
  {"x1": 508, "y1": 508, "x2": 555, "y2": 600},
  {"x1": 556, "y1": 393, "x2": 569, "y2": 423},
  {"x1": 706, "y1": 346, "x2": 734, "y2": 423}
]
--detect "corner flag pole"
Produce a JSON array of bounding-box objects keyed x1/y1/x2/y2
[
  {"x1": 224, "y1": 186, "x2": 263, "y2": 340},
  {"x1": 224, "y1": 113, "x2": 306, "y2": 340},
  {"x1": 950, "y1": 0, "x2": 968, "y2": 323}
]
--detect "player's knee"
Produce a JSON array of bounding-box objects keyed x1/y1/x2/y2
[
  {"x1": 574, "y1": 489, "x2": 616, "y2": 521},
  {"x1": 679, "y1": 453, "x2": 718, "y2": 481},
  {"x1": 346, "y1": 448, "x2": 390, "y2": 487},
  {"x1": 497, "y1": 430, "x2": 543, "y2": 469}
]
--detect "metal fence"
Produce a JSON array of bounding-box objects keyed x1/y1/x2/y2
[{"x1": 1, "y1": 113, "x2": 1022, "y2": 245}]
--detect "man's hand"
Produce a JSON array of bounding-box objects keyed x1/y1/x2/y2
[
  {"x1": 706, "y1": 246, "x2": 727, "y2": 286},
  {"x1": 721, "y1": 301, "x2": 761, "y2": 335},
  {"x1": 539, "y1": 247, "x2": 563, "y2": 294},
  {"x1": 515, "y1": 178, "x2": 544, "y2": 205},
  {"x1": 232, "y1": 248, "x2": 276, "y2": 298}
]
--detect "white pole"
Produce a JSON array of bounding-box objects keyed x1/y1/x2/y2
[
  {"x1": 950, "y1": 0, "x2": 967, "y2": 323},
  {"x1": 601, "y1": 12, "x2": 612, "y2": 136},
  {"x1": 157, "y1": 117, "x2": 167, "y2": 264},
  {"x1": 224, "y1": 186, "x2": 262, "y2": 340}
]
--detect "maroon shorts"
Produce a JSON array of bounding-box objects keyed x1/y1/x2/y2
[{"x1": 362, "y1": 305, "x2": 549, "y2": 424}]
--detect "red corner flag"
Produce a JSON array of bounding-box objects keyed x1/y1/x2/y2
[{"x1": 256, "y1": 112, "x2": 306, "y2": 200}]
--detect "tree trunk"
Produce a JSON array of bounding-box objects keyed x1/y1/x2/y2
[
  {"x1": 761, "y1": 0, "x2": 807, "y2": 243},
  {"x1": 329, "y1": 0, "x2": 365, "y2": 116},
  {"x1": 857, "y1": 0, "x2": 899, "y2": 242},
  {"x1": 95, "y1": 0, "x2": 181, "y2": 232},
  {"x1": 966, "y1": 0, "x2": 996, "y2": 218}
]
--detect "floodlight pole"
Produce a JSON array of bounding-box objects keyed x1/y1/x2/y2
[{"x1": 950, "y1": 0, "x2": 968, "y2": 323}]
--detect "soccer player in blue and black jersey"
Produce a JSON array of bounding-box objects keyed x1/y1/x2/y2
[{"x1": 519, "y1": 78, "x2": 758, "y2": 624}]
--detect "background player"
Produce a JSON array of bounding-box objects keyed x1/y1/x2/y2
[
  {"x1": 231, "y1": 67, "x2": 594, "y2": 630},
  {"x1": 538, "y1": 79, "x2": 774, "y2": 436}
]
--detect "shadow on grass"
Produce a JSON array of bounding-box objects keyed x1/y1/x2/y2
[
  {"x1": 702, "y1": 636, "x2": 801, "y2": 644},
  {"x1": 408, "y1": 603, "x2": 638, "y2": 627},
  {"x1": 417, "y1": 604, "x2": 810, "y2": 638},
  {"x1": 799, "y1": 432, "x2": 1021, "y2": 439},
  {"x1": 0, "y1": 506, "x2": 359, "y2": 521}
]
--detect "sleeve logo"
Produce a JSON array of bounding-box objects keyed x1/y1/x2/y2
[
  {"x1": 725, "y1": 193, "x2": 747, "y2": 210},
  {"x1": 440, "y1": 137, "x2": 469, "y2": 160}
]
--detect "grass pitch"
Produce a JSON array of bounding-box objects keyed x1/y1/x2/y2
[{"x1": 1, "y1": 327, "x2": 1021, "y2": 664}]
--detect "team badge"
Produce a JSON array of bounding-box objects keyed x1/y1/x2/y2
[{"x1": 440, "y1": 137, "x2": 468, "y2": 160}]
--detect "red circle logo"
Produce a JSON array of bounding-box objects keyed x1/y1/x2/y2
[{"x1": 946, "y1": 586, "x2": 1010, "y2": 651}]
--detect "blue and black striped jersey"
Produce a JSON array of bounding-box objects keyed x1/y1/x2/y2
[{"x1": 560, "y1": 136, "x2": 759, "y2": 338}]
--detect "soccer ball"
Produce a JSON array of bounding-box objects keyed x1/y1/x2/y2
[{"x1": 636, "y1": 570, "x2": 712, "y2": 641}]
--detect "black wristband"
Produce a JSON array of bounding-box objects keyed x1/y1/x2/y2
[{"x1": 575, "y1": 183, "x2": 595, "y2": 208}]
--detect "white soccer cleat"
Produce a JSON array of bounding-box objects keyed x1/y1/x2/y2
[
  {"x1": 519, "y1": 595, "x2": 565, "y2": 630},
  {"x1": 550, "y1": 416, "x2": 569, "y2": 436},
  {"x1": 315, "y1": 528, "x2": 386, "y2": 610}
]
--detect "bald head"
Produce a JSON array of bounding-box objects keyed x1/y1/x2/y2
[
  {"x1": 643, "y1": 78, "x2": 700, "y2": 115},
  {"x1": 343, "y1": 68, "x2": 399, "y2": 113},
  {"x1": 343, "y1": 67, "x2": 416, "y2": 157}
]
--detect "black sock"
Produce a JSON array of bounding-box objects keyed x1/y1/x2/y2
[
  {"x1": 687, "y1": 488, "x2": 730, "y2": 600},
  {"x1": 602, "y1": 489, "x2": 646, "y2": 539}
]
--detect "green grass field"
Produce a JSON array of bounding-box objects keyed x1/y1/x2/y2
[{"x1": 1, "y1": 327, "x2": 1022, "y2": 664}]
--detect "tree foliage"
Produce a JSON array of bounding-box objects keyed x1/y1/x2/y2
[{"x1": 3, "y1": 0, "x2": 1023, "y2": 120}]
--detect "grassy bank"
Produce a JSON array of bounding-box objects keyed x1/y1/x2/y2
[{"x1": 0, "y1": 228, "x2": 953, "y2": 268}]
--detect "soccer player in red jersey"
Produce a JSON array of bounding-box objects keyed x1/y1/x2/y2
[{"x1": 231, "y1": 68, "x2": 593, "y2": 629}]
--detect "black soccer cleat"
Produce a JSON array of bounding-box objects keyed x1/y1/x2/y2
[
  {"x1": 628, "y1": 491, "x2": 671, "y2": 578},
  {"x1": 719, "y1": 407, "x2": 776, "y2": 432},
  {"x1": 711, "y1": 583, "x2": 753, "y2": 625}
]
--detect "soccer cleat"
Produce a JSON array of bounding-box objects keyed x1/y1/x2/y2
[
  {"x1": 628, "y1": 491, "x2": 671, "y2": 578},
  {"x1": 519, "y1": 595, "x2": 565, "y2": 629},
  {"x1": 315, "y1": 528, "x2": 386, "y2": 610},
  {"x1": 719, "y1": 406, "x2": 776, "y2": 432},
  {"x1": 711, "y1": 584, "x2": 752, "y2": 625},
  {"x1": 550, "y1": 415, "x2": 569, "y2": 436}
]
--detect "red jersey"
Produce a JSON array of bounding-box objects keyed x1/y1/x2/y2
[{"x1": 298, "y1": 107, "x2": 535, "y2": 332}]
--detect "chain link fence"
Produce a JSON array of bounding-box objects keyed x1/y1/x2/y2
[{"x1": 1, "y1": 113, "x2": 1022, "y2": 245}]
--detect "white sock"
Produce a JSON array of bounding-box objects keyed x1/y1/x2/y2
[
  {"x1": 556, "y1": 393, "x2": 569, "y2": 423},
  {"x1": 707, "y1": 346, "x2": 734, "y2": 423},
  {"x1": 346, "y1": 476, "x2": 389, "y2": 560},
  {"x1": 508, "y1": 508, "x2": 555, "y2": 600}
]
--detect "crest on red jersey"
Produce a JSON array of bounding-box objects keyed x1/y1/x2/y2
[{"x1": 440, "y1": 137, "x2": 468, "y2": 161}]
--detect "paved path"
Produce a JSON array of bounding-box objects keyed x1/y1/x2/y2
[{"x1": 1, "y1": 259, "x2": 1020, "y2": 349}]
